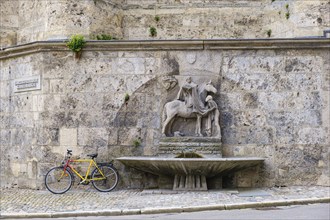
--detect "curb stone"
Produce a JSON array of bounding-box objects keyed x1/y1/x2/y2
[
  {"x1": 93, "y1": 209, "x2": 122, "y2": 217},
  {"x1": 0, "y1": 213, "x2": 52, "y2": 219},
  {"x1": 224, "y1": 198, "x2": 330, "y2": 210},
  {"x1": 52, "y1": 209, "x2": 123, "y2": 218},
  {"x1": 225, "y1": 202, "x2": 263, "y2": 210},
  {"x1": 141, "y1": 206, "x2": 183, "y2": 214},
  {"x1": 1, "y1": 198, "x2": 329, "y2": 219},
  {"x1": 121, "y1": 209, "x2": 141, "y2": 215},
  {"x1": 182, "y1": 204, "x2": 225, "y2": 212},
  {"x1": 51, "y1": 211, "x2": 100, "y2": 218},
  {"x1": 291, "y1": 197, "x2": 330, "y2": 205}
]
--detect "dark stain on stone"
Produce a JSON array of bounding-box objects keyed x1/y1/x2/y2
[
  {"x1": 220, "y1": 112, "x2": 233, "y2": 127},
  {"x1": 285, "y1": 59, "x2": 298, "y2": 72},
  {"x1": 164, "y1": 54, "x2": 180, "y2": 76},
  {"x1": 243, "y1": 93, "x2": 258, "y2": 108}
]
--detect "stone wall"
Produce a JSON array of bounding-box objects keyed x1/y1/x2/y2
[
  {"x1": 0, "y1": 0, "x2": 123, "y2": 47},
  {"x1": 0, "y1": 39, "x2": 329, "y2": 189},
  {"x1": 122, "y1": 0, "x2": 330, "y2": 39},
  {"x1": 219, "y1": 49, "x2": 330, "y2": 187},
  {"x1": 1, "y1": 0, "x2": 329, "y2": 47},
  {"x1": 0, "y1": 0, "x2": 19, "y2": 48},
  {"x1": 17, "y1": 0, "x2": 123, "y2": 44}
]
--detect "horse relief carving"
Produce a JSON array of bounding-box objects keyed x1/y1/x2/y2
[{"x1": 162, "y1": 77, "x2": 221, "y2": 139}]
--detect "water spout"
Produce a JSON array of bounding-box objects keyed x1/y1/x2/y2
[{"x1": 175, "y1": 151, "x2": 204, "y2": 158}]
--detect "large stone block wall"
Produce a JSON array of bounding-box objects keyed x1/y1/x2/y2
[
  {"x1": 0, "y1": 0, "x2": 123, "y2": 47},
  {"x1": 219, "y1": 50, "x2": 330, "y2": 187},
  {"x1": 1, "y1": 0, "x2": 329, "y2": 47},
  {"x1": 0, "y1": 41, "x2": 329, "y2": 189},
  {"x1": 122, "y1": 0, "x2": 330, "y2": 39},
  {"x1": 0, "y1": 0, "x2": 19, "y2": 47}
]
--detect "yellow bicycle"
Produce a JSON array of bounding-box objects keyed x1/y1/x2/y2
[{"x1": 45, "y1": 149, "x2": 119, "y2": 194}]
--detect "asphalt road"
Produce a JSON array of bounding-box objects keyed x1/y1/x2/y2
[{"x1": 15, "y1": 203, "x2": 330, "y2": 220}]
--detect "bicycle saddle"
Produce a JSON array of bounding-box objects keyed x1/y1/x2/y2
[{"x1": 87, "y1": 153, "x2": 98, "y2": 159}]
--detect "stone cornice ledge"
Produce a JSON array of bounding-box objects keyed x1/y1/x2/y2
[{"x1": 1, "y1": 38, "x2": 329, "y2": 60}]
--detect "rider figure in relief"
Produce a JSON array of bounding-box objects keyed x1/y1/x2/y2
[{"x1": 176, "y1": 77, "x2": 205, "y2": 115}]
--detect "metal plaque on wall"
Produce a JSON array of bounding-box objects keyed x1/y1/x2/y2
[{"x1": 14, "y1": 75, "x2": 41, "y2": 93}]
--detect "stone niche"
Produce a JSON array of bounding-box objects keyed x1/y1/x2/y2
[{"x1": 0, "y1": 39, "x2": 329, "y2": 189}]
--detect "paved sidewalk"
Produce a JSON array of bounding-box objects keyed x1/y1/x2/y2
[{"x1": 0, "y1": 186, "x2": 329, "y2": 219}]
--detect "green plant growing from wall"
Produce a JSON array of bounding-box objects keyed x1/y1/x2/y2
[
  {"x1": 285, "y1": 12, "x2": 290, "y2": 19},
  {"x1": 266, "y1": 29, "x2": 272, "y2": 37},
  {"x1": 149, "y1": 26, "x2": 157, "y2": 37},
  {"x1": 124, "y1": 93, "x2": 130, "y2": 103},
  {"x1": 96, "y1": 34, "x2": 117, "y2": 40},
  {"x1": 66, "y1": 34, "x2": 86, "y2": 59},
  {"x1": 66, "y1": 34, "x2": 86, "y2": 52},
  {"x1": 133, "y1": 139, "x2": 141, "y2": 147},
  {"x1": 155, "y1": 15, "x2": 160, "y2": 22},
  {"x1": 285, "y1": 4, "x2": 290, "y2": 20}
]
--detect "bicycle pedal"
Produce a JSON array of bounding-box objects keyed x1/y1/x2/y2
[{"x1": 78, "y1": 179, "x2": 90, "y2": 185}]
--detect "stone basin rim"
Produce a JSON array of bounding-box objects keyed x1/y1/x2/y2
[
  {"x1": 116, "y1": 156, "x2": 266, "y2": 161},
  {"x1": 116, "y1": 156, "x2": 265, "y2": 178}
]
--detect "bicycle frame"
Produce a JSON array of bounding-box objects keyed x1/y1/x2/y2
[
  {"x1": 63, "y1": 158, "x2": 106, "y2": 183},
  {"x1": 45, "y1": 149, "x2": 119, "y2": 194}
]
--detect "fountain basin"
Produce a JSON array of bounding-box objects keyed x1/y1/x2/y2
[{"x1": 117, "y1": 156, "x2": 265, "y2": 178}]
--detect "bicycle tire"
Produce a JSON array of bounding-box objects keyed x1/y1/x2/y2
[
  {"x1": 91, "y1": 165, "x2": 119, "y2": 192},
  {"x1": 45, "y1": 166, "x2": 73, "y2": 194}
]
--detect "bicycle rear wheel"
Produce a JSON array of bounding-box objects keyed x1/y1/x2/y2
[
  {"x1": 92, "y1": 165, "x2": 119, "y2": 192},
  {"x1": 45, "y1": 166, "x2": 73, "y2": 194}
]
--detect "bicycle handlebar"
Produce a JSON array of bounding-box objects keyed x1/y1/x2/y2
[{"x1": 67, "y1": 149, "x2": 72, "y2": 155}]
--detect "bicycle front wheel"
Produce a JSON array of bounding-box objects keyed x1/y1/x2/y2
[
  {"x1": 92, "y1": 165, "x2": 119, "y2": 192},
  {"x1": 45, "y1": 166, "x2": 73, "y2": 194}
]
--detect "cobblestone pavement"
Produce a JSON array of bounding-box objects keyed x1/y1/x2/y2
[{"x1": 0, "y1": 186, "x2": 329, "y2": 218}]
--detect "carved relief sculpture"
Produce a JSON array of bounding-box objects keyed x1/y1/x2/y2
[
  {"x1": 162, "y1": 77, "x2": 221, "y2": 139},
  {"x1": 203, "y1": 95, "x2": 221, "y2": 138},
  {"x1": 161, "y1": 75, "x2": 178, "y2": 90}
]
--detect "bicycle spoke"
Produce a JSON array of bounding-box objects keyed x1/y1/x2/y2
[
  {"x1": 45, "y1": 167, "x2": 73, "y2": 194},
  {"x1": 91, "y1": 165, "x2": 118, "y2": 192},
  {"x1": 105, "y1": 173, "x2": 115, "y2": 177}
]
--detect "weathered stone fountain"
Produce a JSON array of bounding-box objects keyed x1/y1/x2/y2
[{"x1": 117, "y1": 77, "x2": 264, "y2": 190}]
